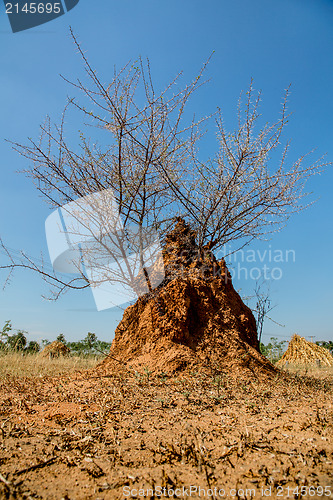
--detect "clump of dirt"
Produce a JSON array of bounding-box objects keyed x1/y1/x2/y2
[
  {"x1": 40, "y1": 341, "x2": 70, "y2": 359},
  {"x1": 97, "y1": 219, "x2": 275, "y2": 378}
]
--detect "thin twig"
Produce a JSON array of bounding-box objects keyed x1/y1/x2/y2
[
  {"x1": 15, "y1": 457, "x2": 57, "y2": 476},
  {"x1": 0, "y1": 472, "x2": 11, "y2": 487}
]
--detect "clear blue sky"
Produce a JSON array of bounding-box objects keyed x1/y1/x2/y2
[{"x1": 0, "y1": 0, "x2": 332, "y2": 345}]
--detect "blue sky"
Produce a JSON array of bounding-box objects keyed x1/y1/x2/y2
[{"x1": 0, "y1": 0, "x2": 332, "y2": 345}]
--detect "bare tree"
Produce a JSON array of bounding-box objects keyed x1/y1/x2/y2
[
  {"x1": 0, "y1": 30, "x2": 330, "y2": 304},
  {"x1": 255, "y1": 283, "x2": 272, "y2": 347},
  {"x1": 1, "y1": 30, "x2": 210, "y2": 303},
  {"x1": 163, "y1": 82, "x2": 329, "y2": 254}
]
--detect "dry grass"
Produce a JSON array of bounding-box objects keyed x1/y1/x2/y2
[{"x1": 0, "y1": 352, "x2": 101, "y2": 378}]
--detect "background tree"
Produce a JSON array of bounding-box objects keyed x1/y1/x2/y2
[
  {"x1": 84, "y1": 332, "x2": 97, "y2": 349},
  {"x1": 0, "y1": 320, "x2": 12, "y2": 344},
  {"x1": 0, "y1": 30, "x2": 329, "y2": 302},
  {"x1": 6, "y1": 330, "x2": 27, "y2": 352},
  {"x1": 316, "y1": 340, "x2": 333, "y2": 354},
  {"x1": 25, "y1": 341, "x2": 40, "y2": 354},
  {"x1": 0, "y1": 321, "x2": 38, "y2": 353},
  {"x1": 56, "y1": 333, "x2": 67, "y2": 345},
  {"x1": 66, "y1": 332, "x2": 111, "y2": 356},
  {"x1": 260, "y1": 337, "x2": 287, "y2": 363},
  {"x1": 0, "y1": 320, "x2": 12, "y2": 351},
  {"x1": 254, "y1": 281, "x2": 273, "y2": 346}
]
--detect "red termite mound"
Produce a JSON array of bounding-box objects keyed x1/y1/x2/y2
[{"x1": 96, "y1": 220, "x2": 276, "y2": 377}]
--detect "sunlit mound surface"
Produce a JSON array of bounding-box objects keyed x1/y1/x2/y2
[
  {"x1": 95, "y1": 220, "x2": 276, "y2": 379},
  {"x1": 40, "y1": 341, "x2": 71, "y2": 358},
  {"x1": 277, "y1": 334, "x2": 333, "y2": 368}
]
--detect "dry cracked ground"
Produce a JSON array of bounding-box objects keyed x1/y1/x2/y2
[{"x1": 0, "y1": 367, "x2": 332, "y2": 499}]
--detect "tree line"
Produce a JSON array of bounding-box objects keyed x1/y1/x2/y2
[
  {"x1": 1, "y1": 321, "x2": 331, "y2": 361},
  {"x1": 0, "y1": 321, "x2": 111, "y2": 356}
]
